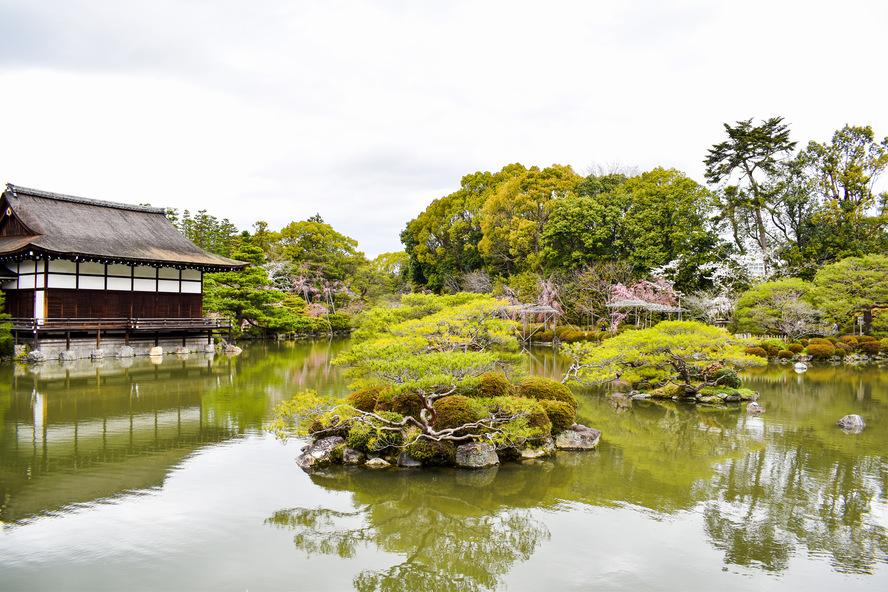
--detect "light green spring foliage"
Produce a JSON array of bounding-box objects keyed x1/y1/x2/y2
[
  {"x1": 266, "y1": 389, "x2": 348, "y2": 441},
  {"x1": 812, "y1": 255, "x2": 888, "y2": 326},
  {"x1": 335, "y1": 293, "x2": 521, "y2": 394},
  {"x1": 563, "y1": 321, "x2": 765, "y2": 386}
]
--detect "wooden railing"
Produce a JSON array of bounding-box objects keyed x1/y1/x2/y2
[{"x1": 9, "y1": 317, "x2": 233, "y2": 332}]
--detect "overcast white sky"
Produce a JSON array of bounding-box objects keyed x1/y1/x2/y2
[{"x1": 1, "y1": 0, "x2": 886, "y2": 257}]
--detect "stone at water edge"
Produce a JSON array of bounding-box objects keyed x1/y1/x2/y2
[
  {"x1": 519, "y1": 437, "x2": 556, "y2": 460},
  {"x1": 59, "y1": 350, "x2": 77, "y2": 361},
  {"x1": 836, "y1": 414, "x2": 866, "y2": 433},
  {"x1": 455, "y1": 442, "x2": 499, "y2": 468},
  {"x1": 149, "y1": 346, "x2": 163, "y2": 356},
  {"x1": 746, "y1": 402, "x2": 765, "y2": 414},
  {"x1": 365, "y1": 457, "x2": 391, "y2": 469},
  {"x1": 295, "y1": 436, "x2": 345, "y2": 470},
  {"x1": 554, "y1": 424, "x2": 601, "y2": 450},
  {"x1": 26, "y1": 350, "x2": 45, "y2": 363},
  {"x1": 397, "y1": 451, "x2": 422, "y2": 467},
  {"x1": 117, "y1": 346, "x2": 135, "y2": 358},
  {"x1": 342, "y1": 448, "x2": 366, "y2": 465}
]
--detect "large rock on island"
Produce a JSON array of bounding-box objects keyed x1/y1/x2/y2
[
  {"x1": 295, "y1": 436, "x2": 344, "y2": 470},
  {"x1": 455, "y1": 442, "x2": 499, "y2": 468},
  {"x1": 555, "y1": 425, "x2": 601, "y2": 450}
]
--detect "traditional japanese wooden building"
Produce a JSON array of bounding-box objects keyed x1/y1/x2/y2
[{"x1": 0, "y1": 184, "x2": 247, "y2": 357}]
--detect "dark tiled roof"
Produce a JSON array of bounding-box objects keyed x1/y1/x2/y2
[{"x1": 0, "y1": 184, "x2": 246, "y2": 270}]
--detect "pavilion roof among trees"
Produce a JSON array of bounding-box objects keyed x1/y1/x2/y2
[{"x1": 0, "y1": 184, "x2": 246, "y2": 271}]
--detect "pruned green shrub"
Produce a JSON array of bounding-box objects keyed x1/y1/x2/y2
[
  {"x1": 835, "y1": 341, "x2": 854, "y2": 353},
  {"x1": 758, "y1": 338, "x2": 786, "y2": 351},
  {"x1": 834, "y1": 346, "x2": 848, "y2": 358},
  {"x1": 787, "y1": 343, "x2": 804, "y2": 353},
  {"x1": 533, "y1": 330, "x2": 555, "y2": 342},
  {"x1": 857, "y1": 335, "x2": 877, "y2": 343},
  {"x1": 809, "y1": 337, "x2": 831, "y2": 346},
  {"x1": 406, "y1": 438, "x2": 456, "y2": 466},
  {"x1": 538, "y1": 399, "x2": 575, "y2": 434},
  {"x1": 744, "y1": 346, "x2": 768, "y2": 358},
  {"x1": 433, "y1": 395, "x2": 483, "y2": 431},
  {"x1": 712, "y1": 368, "x2": 742, "y2": 388},
  {"x1": 777, "y1": 350, "x2": 794, "y2": 359},
  {"x1": 825, "y1": 336, "x2": 838, "y2": 344},
  {"x1": 346, "y1": 411, "x2": 405, "y2": 451},
  {"x1": 800, "y1": 338, "x2": 809, "y2": 347},
  {"x1": 389, "y1": 392, "x2": 425, "y2": 418},
  {"x1": 517, "y1": 376, "x2": 577, "y2": 410},
  {"x1": 838, "y1": 336, "x2": 859, "y2": 346},
  {"x1": 806, "y1": 343, "x2": 836, "y2": 359},
  {"x1": 860, "y1": 341, "x2": 880, "y2": 355},
  {"x1": 881, "y1": 338, "x2": 888, "y2": 352},
  {"x1": 475, "y1": 372, "x2": 513, "y2": 398},
  {"x1": 346, "y1": 386, "x2": 387, "y2": 412},
  {"x1": 767, "y1": 346, "x2": 780, "y2": 358}
]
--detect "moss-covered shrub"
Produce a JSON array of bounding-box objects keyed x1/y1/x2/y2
[
  {"x1": 758, "y1": 338, "x2": 786, "y2": 351},
  {"x1": 806, "y1": 343, "x2": 836, "y2": 359},
  {"x1": 376, "y1": 391, "x2": 425, "y2": 418},
  {"x1": 857, "y1": 335, "x2": 877, "y2": 343},
  {"x1": 786, "y1": 343, "x2": 804, "y2": 353},
  {"x1": 329, "y1": 443, "x2": 346, "y2": 463},
  {"x1": 406, "y1": 438, "x2": 456, "y2": 466},
  {"x1": 881, "y1": 338, "x2": 888, "y2": 352},
  {"x1": 517, "y1": 376, "x2": 577, "y2": 410},
  {"x1": 346, "y1": 412, "x2": 405, "y2": 451},
  {"x1": 860, "y1": 341, "x2": 880, "y2": 355},
  {"x1": 744, "y1": 346, "x2": 768, "y2": 358},
  {"x1": 839, "y1": 335, "x2": 859, "y2": 346},
  {"x1": 533, "y1": 330, "x2": 555, "y2": 342},
  {"x1": 777, "y1": 350, "x2": 795, "y2": 359},
  {"x1": 475, "y1": 372, "x2": 513, "y2": 398},
  {"x1": 834, "y1": 346, "x2": 848, "y2": 358},
  {"x1": 481, "y1": 396, "x2": 551, "y2": 442},
  {"x1": 712, "y1": 368, "x2": 742, "y2": 388},
  {"x1": 809, "y1": 337, "x2": 831, "y2": 346},
  {"x1": 825, "y1": 336, "x2": 838, "y2": 344},
  {"x1": 767, "y1": 346, "x2": 780, "y2": 358},
  {"x1": 433, "y1": 395, "x2": 484, "y2": 431},
  {"x1": 346, "y1": 386, "x2": 387, "y2": 412},
  {"x1": 800, "y1": 338, "x2": 809, "y2": 347},
  {"x1": 835, "y1": 341, "x2": 854, "y2": 353},
  {"x1": 538, "y1": 399, "x2": 575, "y2": 434}
]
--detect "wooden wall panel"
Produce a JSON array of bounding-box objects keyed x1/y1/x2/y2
[
  {"x1": 3, "y1": 290, "x2": 34, "y2": 317},
  {"x1": 37, "y1": 289, "x2": 205, "y2": 319}
]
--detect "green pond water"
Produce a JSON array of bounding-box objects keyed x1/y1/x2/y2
[{"x1": 0, "y1": 341, "x2": 886, "y2": 591}]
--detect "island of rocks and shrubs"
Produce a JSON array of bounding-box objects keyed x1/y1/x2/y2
[{"x1": 268, "y1": 294, "x2": 776, "y2": 471}]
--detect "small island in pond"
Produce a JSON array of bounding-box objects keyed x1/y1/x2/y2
[{"x1": 268, "y1": 295, "x2": 765, "y2": 470}]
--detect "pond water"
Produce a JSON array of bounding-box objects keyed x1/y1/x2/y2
[{"x1": 1, "y1": 341, "x2": 886, "y2": 591}]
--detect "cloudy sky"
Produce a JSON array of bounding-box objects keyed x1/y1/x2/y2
[{"x1": 1, "y1": 0, "x2": 886, "y2": 257}]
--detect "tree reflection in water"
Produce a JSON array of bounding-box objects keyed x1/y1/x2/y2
[{"x1": 266, "y1": 468, "x2": 550, "y2": 592}]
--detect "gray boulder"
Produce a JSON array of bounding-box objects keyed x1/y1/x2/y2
[
  {"x1": 397, "y1": 451, "x2": 422, "y2": 468},
  {"x1": 117, "y1": 346, "x2": 135, "y2": 358},
  {"x1": 455, "y1": 442, "x2": 499, "y2": 468},
  {"x1": 90, "y1": 349, "x2": 105, "y2": 360},
  {"x1": 26, "y1": 350, "x2": 46, "y2": 363},
  {"x1": 746, "y1": 402, "x2": 766, "y2": 414},
  {"x1": 837, "y1": 414, "x2": 866, "y2": 434},
  {"x1": 342, "y1": 448, "x2": 366, "y2": 465},
  {"x1": 555, "y1": 424, "x2": 601, "y2": 450},
  {"x1": 59, "y1": 350, "x2": 77, "y2": 361},
  {"x1": 295, "y1": 436, "x2": 345, "y2": 470}
]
